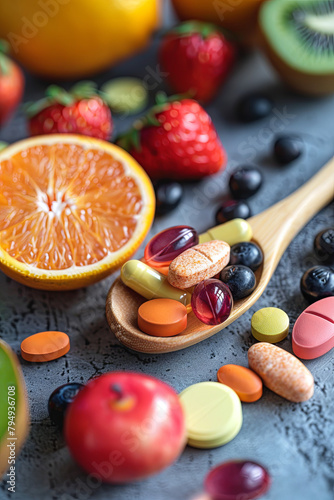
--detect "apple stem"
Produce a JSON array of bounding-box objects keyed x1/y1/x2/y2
[{"x1": 110, "y1": 383, "x2": 123, "y2": 400}]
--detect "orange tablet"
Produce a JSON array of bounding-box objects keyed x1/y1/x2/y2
[
  {"x1": 138, "y1": 299, "x2": 187, "y2": 337},
  {"x1": 217, "y1": 364, "x2": 263, "y2": 403},
  {"x1": 21, "y1": 331, "x2": 70, "y2": 362}
]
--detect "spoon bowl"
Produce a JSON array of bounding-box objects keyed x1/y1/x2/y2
[{"x1": 106, "y1": 157, "x2": 334, "y2": 353}]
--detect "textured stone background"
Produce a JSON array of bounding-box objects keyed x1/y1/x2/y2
[{"x1": 1, "y1": 3, "x2": 334, "y2": 500}]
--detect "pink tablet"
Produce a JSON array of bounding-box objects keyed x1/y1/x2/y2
[{"x1": 292, "y1": 297, "x2": 334, "y2": 359}]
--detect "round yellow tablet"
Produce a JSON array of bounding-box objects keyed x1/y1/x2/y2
[
  {"x1": 179, "y1": 382, "x2": 242, "y2": 449},
  {"x1": 251, "y1": 307, "x2": 289, "y2": 343}
]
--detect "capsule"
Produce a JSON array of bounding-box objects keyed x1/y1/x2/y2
[
  {"x1": 199, "y1": 218, "x2": 252, "y2": 246},
  {"x1": 144, "y1": 225, "x2": 199, "y2": 268},
  {"x1": 121, "y1": 260, "x2": 191, "y2": 307}
]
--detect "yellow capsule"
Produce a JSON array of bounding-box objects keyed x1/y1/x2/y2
[
  {"x1": 121, "y1": 260, "x2": 191, "y2": 307},
  {"x1": 199, "y1": 218, "x2": 252, "y2": 246}
]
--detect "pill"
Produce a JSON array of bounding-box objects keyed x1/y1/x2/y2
[
  {"x1": 121, "y1": 260, "x2": 191, "y2": 307},
  {"x1": 217, "y1": 364, "x2": 262, "y2": 403},
  {"x1": 191, "y1": 279, "x2": 233, "y2": 325},
  {"x1": 179, "y1": 382, "x2": 242, "y2": 449},
  {"x1": 199, "y1": 218, "x2": 252, "y2": 245},
  {"x1": 248, "y1": 342, "x2": 314, "y2": 402},
  {"x1": 138, "y1": 298, "x2": 187, "y2": 337},
  {"x1": 21, "y1": 331, "x2": 70, "y2": 362},
  {"x1": 251, "y1": 307, "x2": 289, "y2": 343},
  {"x1": 168, "y1": 240, "x2": 230, "y2": 289},
  {"x1": 205, "y1": 460, "x2": 271, "y2": 500},
  {"x1": 292, "y1": 296, "x2": 334, "y2": 359},
  {"x1": 144, "y1": 225, "x2": 198, "y2": 268},
  {"x1": 141, "y1": 257, "x2": 169, "y2": 276}
]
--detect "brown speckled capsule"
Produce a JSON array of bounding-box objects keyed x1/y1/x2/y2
[
  {"x1": 167, "y1": 240, "x2": 230, "y2": 289},
  {"x1": 248, "y1": 342, "x2": 314, "y2": 403}
]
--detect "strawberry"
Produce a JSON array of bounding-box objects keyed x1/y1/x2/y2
[
  {"x1": 117, "y1": 94, "x2": 226, "y2": 180},
  {"x1": 0, "y1": 40, "x2": 24, "y2": 127},
  {"x1": 26, "y1": 82, "x2": 113, "y2": 140},
  {"x1": 159, "y1": 21, "x2": 236, "y2": 103}
]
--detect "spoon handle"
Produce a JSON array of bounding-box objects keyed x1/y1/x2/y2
[{"x1": 249, "y1": 156, "x2": 334, "y2": 270}]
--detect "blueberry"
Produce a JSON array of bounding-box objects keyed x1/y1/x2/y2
[
  {"x1": 48, "y1": 383, "x2": 84, "y2": 428},
  {"x1": 215, "y1": 200, "x2": 251, "y2": 225},
  {"x1": 300, "y1": 266, "x2": 334, "y2": 303},
  {"x1": 314, "y1": 228, "x2": 334, "y2": 265},
  {"x1": 155, "y1": 182, "x2": 183, "y2": 216},
  {"x1": 229, "y1": 241, "x2": 263, "y2": 271},
  {"x1": 274, "y1": 136, "x2": 303, "y2": 164},
  {"x1": 220, "y1": 265, "x2": 256, "y2": 300},
  {"x1": 236, "y1": 93, "x2": 274, "y2": 123},
  {"x1": 229, "y1": 167, "x2": 263, "y2": 199}
]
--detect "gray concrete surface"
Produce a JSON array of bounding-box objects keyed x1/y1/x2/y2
[{"x1": 1, "y1": 4, "x2": 334, "y2": 500}]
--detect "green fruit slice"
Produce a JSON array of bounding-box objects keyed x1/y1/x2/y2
[
  {"x1": 0, "y1": 340, "x2": 29, "y2": 478},
  {"x1": 101, "y1": 78, "x2": 148, "y2": 115},
  {"x1": 259, "y1": 0, "x2": 334, "y2": 94},
  {"x1": 0, "y1": 142, "x2": 8, "y2": 152}
]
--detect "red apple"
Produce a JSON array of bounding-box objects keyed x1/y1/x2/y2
[{"x1": 64, "y1": 372, "x2": 186, "y2": 483}]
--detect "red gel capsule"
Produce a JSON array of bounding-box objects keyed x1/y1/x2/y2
[
  {"x1": 191, "y1": 279, "x2": 233, "y2": 326},
  {"x1": 144, "y1": 225, "x2": 198, "y2": 268},
  {"x1": 205, "y1": 460, "x2": 271, "y2": 500}
]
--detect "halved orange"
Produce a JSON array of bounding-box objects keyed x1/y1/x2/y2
[{"x1": 0, "y1": 135, "x2": 155, "y2": 290}]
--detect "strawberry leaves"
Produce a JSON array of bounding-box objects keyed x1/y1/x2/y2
[
  {"x1": 117, "y1": 92, "x2": 194, "y2": 153},
  {"x1": 70, "y1": 81, "x2": 99, "y2": 100},
  {"x1": 45, "y1": 85, "x2": 75, "y2": 106},
  {"x1": 117, "y1": 128, "x2": 142, "y2": 153},
  {"x1": 169, "y1": 21, "x2": 221, "y2": 39},
  {"x1": 24, "y1": 81, "x2": 102, "y2": 118}
]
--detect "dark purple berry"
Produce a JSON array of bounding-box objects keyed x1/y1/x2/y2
[
  {"x1": 215, "y1": 200, "x2": 251, "y2": 224},
  {"x1": 220, "y1": 265, "x2": 256, "y2": 300},
  {"x1": 274, "y1": 136, "x2": 303, "y2": 164},
  {"x1": 229, "y1": 242, "x2": 263, "y2": 271},
  {"x1": 300, "y1": 266, "x2": 334, "y2": 303},
  {"x1": 237, "y1": 93, "x2": 274, "y2": 123},
  {"x1": 314, "y1": 228, "x2": 334, "y2": 265},
  {"x1": 155, "y1": 181, "x2": 183, "y2": 216},
  {"x1": 229, "y1": 167, "x2": 263, "y2": 199},
  {"x1": 48, "y1": 383, "x2": 84, "y2": 428}
]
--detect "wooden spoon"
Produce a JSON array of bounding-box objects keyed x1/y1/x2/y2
[{"x1": 106, "y1": 157, "x2": 334, "y2": 354}]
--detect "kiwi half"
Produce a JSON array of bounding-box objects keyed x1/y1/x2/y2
[
  {"x1": 0, "y1": 340, "x2": 29, "y2": 478},
  {"x1": 259, "y1": 0, "x2": 334, "y2": 94}
]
